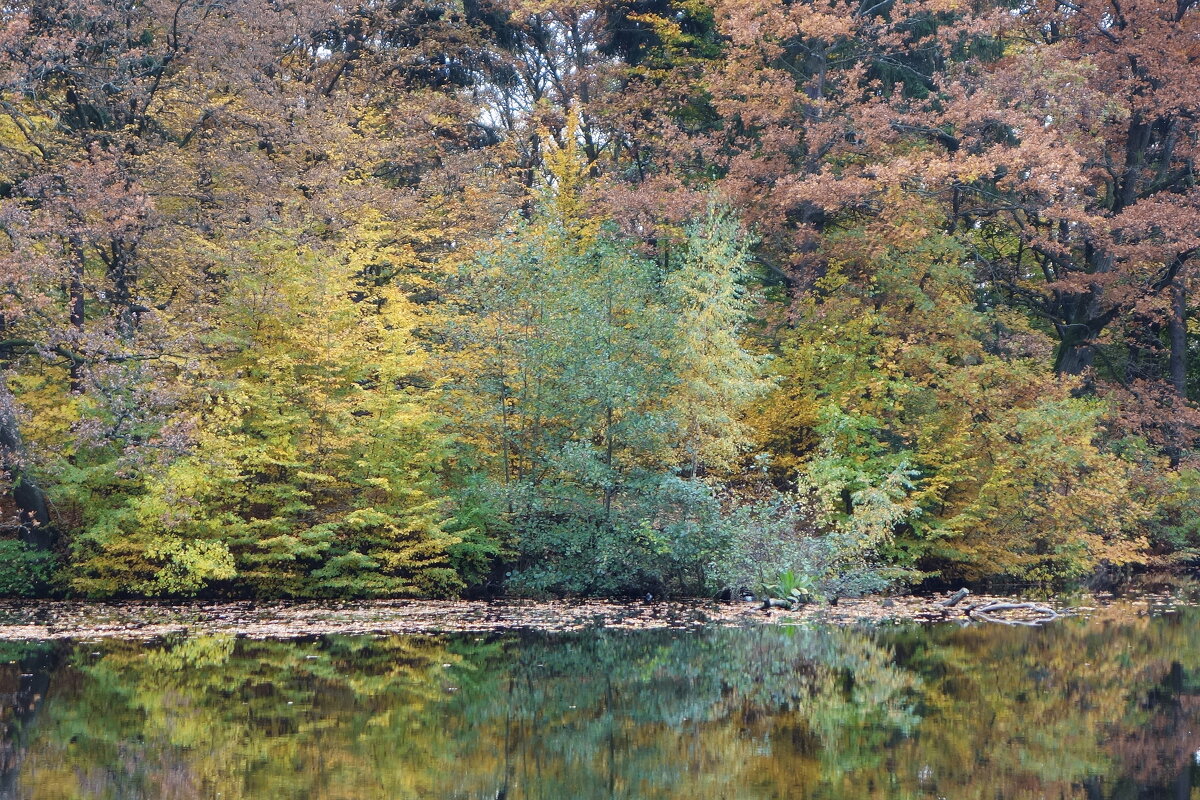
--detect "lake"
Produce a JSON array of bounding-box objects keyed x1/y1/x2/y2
[{"x1": 1, "y1": 604, "x2": 1197, "y2": 799}]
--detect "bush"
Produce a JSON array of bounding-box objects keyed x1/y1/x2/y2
[
  {"x1": 504, "y1": 475, "x2": 732, "y2": 597},
  {"x1": 716, "y1": 493, "x2": 905, "y2": 599},
  {"x1": 0, "y1": 541, "x2": 56, "y2": 597},
  {"x1": 716, "y1": 494, "x2": 830, "y2": 594}
]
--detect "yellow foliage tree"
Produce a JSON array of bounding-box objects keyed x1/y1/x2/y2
[{"x1": 70, "y1": 228, "x2": 460, "y2": 597}]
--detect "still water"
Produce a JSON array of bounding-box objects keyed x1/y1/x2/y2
[{"x1": 0, "y1": 607, "x2": 1198, "y2": 799}]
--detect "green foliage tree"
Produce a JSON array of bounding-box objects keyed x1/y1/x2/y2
[
  {"x1": 1, "y1": 0, "x2": 1197, "y2": 598},
  {"x1": 447, "y1": 143, "x2": 766, "y2": 595}
]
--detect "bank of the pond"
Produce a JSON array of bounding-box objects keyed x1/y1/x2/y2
[{"x1": 0, "y1": 589, "x2": 1187, "y2": 640}]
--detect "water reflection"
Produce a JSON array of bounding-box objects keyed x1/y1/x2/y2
[{"x1": 1, "y1": 610, "x2": 1199, "y2": 799}]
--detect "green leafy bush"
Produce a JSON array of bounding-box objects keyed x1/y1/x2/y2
[
  {"x1": 503, "y1": 475, "x2": 732, "y2": 597},
  {"x1": 716, "y1": 492, "x2": 905, "y2": 600},
  {"x1": 0, "y1": 541, "x2": 56, "y2": 597},
  {"x1": 760, "y1": 569, "x2": 820, "y2": 606}
]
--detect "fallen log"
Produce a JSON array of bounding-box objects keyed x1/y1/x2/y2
[
  {"x1": 972, "y1": 613, "x2": 1049, "y2": 627},
  {"x1": 938, "y1": 588, "x2": 970, "y2": 607},
  {"x1": 966, "y1": 601, "x2": 1059, "y2": 625},
  {"x1": 971, "y1": 601, "x2": 1057, "y2": 615}
]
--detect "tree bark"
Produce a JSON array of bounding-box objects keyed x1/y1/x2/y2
[
  {"x1": 1169, "y1": 278, "x2": 1188, "y2": 397},
  {"x1": 1054, "y1": 329, "x2": 1097, "y2": 375},
  {"x1": 68, "y1": 235, "x2": 85, "y2": 393}
]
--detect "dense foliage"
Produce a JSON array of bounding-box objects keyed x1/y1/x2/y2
[{"x1": 0, "y1": 0, "x2": 1198, "y2": 597}]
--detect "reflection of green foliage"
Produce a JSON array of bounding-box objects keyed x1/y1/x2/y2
[
  {"x1": 0, "y1": 639, "x2": 54, "y2": 664},
  {"x1": 11, "y1": 627, "x2": 919, "y2": 799},
  {"x1": 9, "y1": 612, "x2": 1200, "y2": 798}
]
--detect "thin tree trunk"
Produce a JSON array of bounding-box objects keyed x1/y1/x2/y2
[
  {"x1": 603, "y1": 405, "x2": 613, "y2": 520},
  {"x1": 68, "y1": 235, "x2": 85, "y2": 392},
  {"x1": 1169, "y1": 278, "x2": 1188, "y2": 397}
]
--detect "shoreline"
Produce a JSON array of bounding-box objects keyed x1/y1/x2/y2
[{"x1": 0, "y1": 589, "x2": 1185, "y2": 640}]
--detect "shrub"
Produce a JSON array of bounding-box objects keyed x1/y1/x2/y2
[
  {"x1": 716, "y1": 492, "x2": 906, "y2": 599},
  {"x1": 0, "y1": 541, "x2": 56, "y2": 597}
]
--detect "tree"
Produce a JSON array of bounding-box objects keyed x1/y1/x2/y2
[
  {"x1": 666, "y1": 206, "x2": 771, "y2": 475},
  {"x1": 757, "y1": 204, "x2": 1151, "y2": 580},
  {"x1": 0, "y1": 0, "x2": 514, "y2": 595},
  {"x1": 446, "y1": 139, "x2": 765, "y2": 594}
]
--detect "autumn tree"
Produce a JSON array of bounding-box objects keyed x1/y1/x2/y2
[
  {"x1": 446, "y1": 140, "x2": 766, "y2": 594},
  {"x1": 0, "y1": 0, "x2": 514, "y2": 595},
  {"x1": 757, "y1": 203, "x2": 1152, "y2": 580}
]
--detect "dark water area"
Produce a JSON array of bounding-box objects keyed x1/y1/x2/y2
[{"x1": 1, "y1": 608, "x2": 1199, "y2": 799}]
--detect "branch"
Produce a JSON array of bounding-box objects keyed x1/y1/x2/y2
[
  {"x1": 966, "y1": 601, "x2": 1060, "y2": 625},
  {"x1": 0, "y1": 339, "x2": 168, "y2": 365}
]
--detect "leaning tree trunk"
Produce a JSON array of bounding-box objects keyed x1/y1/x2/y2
[{"x1": 0, "y1": 384, "x2": 53, "y2": 550}]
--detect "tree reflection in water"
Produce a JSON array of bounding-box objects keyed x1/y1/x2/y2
[{"x1": 0, "y1": 610, "x2": 1199, "y2": 799}]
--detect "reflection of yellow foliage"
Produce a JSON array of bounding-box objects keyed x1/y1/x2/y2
[{"x1": 18, "y1": 612, "x2": 1200, "y2": 799}]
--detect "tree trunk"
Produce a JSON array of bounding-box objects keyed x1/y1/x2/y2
[
  {"x1": 69, "y1": 235, "x2": 85, "y2": 393},
  {"x1": 1169, "y1": 278, "x2": 1188, "y2": 397},
  {"x1": 1052, "y1": 246, "x2": 1118, "y2": 376},
  {"x1": 1054, "y1": 329, "x2": 1097, "y2": 375},
  {"x1": 1126, "y1": 339, "x2": 1143, "y2": 382},
  {"x1": 0, "y1": 384, "x2": 54, "y2": 550}
]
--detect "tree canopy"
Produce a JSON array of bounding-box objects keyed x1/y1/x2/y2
[{"x1": 0, "y1": 0, "x2": 1198, "y2": 597}]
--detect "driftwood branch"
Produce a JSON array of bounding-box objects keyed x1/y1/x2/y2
[
  {"x1": 939, "y1": 588, "x2": 970, "y2": 607},
  {"x1": 966, "y1": 601, "x2": 1060, "y2": 626}
]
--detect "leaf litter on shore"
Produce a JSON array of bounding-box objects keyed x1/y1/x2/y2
[{"x1": 0, "y1": 589, "x2": 1189, "y2": 640}]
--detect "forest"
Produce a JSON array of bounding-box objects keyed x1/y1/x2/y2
[{"x1": 0, "y1": 0, "x2": 1197, "y2": 600}]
